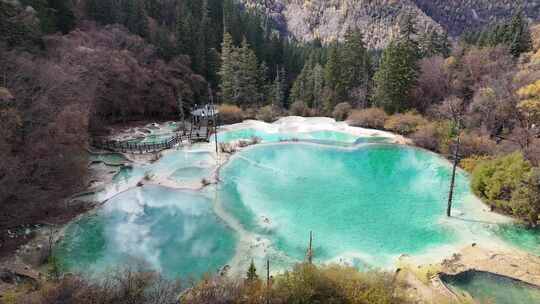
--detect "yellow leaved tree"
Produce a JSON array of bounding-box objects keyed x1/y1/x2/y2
[{"x1": 517, "y1": 80, "x2": 540, "y2": 127}]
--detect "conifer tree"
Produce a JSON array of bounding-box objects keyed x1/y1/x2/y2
[
  {"x1": 257, "y1": 61, "x2": 270, "y2": 104},
  {"x1": 290, "y1": 60, "x2": 313, "y2": 106},
  {"x1": 247, "y1": 259, "x2": 258, "y2": 282},
  {"x1": 237, "y1": 38, "x2": 259, "y2": 105},
  {"x1": 49, "y1": 0, "x2": 75, "y2": 34},
  {"x1": 219, "y1": 32, "x2": 235, "y2": 104},
  {"x1": 193, "y1": 0, "x2": 210, "y2": 76},
  {"x1": 271, "y1": 67, "x2": 286, "y2": 108},
  {"x1": 86, "y1": 0, "x2": 117, "y2": 25},
  {"x1": 399, "y1": 11, "x2": 418, "y2": 43},
  {"x1": 311, "y1": 63, "x2": 325, "y2": 112},
  {"x1": 341, "y1": 28, "x2": 372, "y2": 106},
  {"x1": 439, "y1": 31, "x2": 452, "y2": 58},
  {"x1": 123, "y1": 0, "x2": 148, "y2": 38},
  {"x1": 324, "y1": 45, "x2": 344, "y2": 108},
  {"x1": 509, "y1": 11, "x2": 533, "y2": 57},
  {"x1": 373, "y1": 40, "x2": 419, "y2": 113}
]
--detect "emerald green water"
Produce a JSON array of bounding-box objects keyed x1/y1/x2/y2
[
  {"x1": 216, "y1": 129, "x2": 384, "y2": 144},
  {"x1": 56, "y1": 186, "x2": 236, "y2": 279},
  {"x1": 111, "y1": 150, "x2": 213, "y2": 187},
  {"x1": 60, "y1": 128, "x2": 540, "y2": 280},
  {"x1": 493, "y1": 224, "x2": 540, "y2": 255},
  {"x1": 442, "y1": 271, "x2": 540, "y2": 304},
  {"x1": 219, "y1": 143, "x2": 470, "y2": 266}
]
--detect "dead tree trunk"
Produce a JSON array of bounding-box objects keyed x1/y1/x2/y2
[{"x1": 447, "y1": 133, "x2": 461, "y2": 217}]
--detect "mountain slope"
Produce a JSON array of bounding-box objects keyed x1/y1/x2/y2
[
  {"x1": 414, "y1": 0, "x2": 540, "y2": 36},
  {"x1": 242, "y1": 0, "x2": 540, "y2": 48}
]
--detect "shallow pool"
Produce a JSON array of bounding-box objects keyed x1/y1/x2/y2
[
  {"x1": 89, "y1": 152, "x2": 129, "y2": 166},
  {"x1": 492, "y1": 224, "x2": 540, "y2": 255},
  {"x1": 442, "y1": 271, "x2": 540, "y2": 304},
  {"x1": 56, "y1": 186, "x2": 236, "y2": 279},
  {"x1": 219, "y1": 143, "x2": 472, "y2": 267},
  {"x1": 216, "y1": 128, "x2": 387, "y2": 145},
  {"x1": 60, "y1": 128, "x2": 540, "y2": 279}
]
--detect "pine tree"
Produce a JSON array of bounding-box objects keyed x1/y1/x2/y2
[
  {"x1": 509, "y1": 11, "x2": 533, "y2": 57},
  {"x1": 123, "y1": 0, "x2": 148, "y2": 38},
  {"x1": 219, "y1": 32, "x2": 235, "y2": 104},
  {"x1": 86, "y1": 0, "x2": 117, "y2": 25},
  {"x1": 324, "y1": 44, "x2": 344, "y2": 109},
  {"x1": 371, "y1": 11, "x2": 421, "y2": 113},
  {"x1": 399, "y1": 11, "x2": 418, "y2": 42},
  {"x1": 278, "y1": 67, "x2": 288, "y2": 108},
  {"x1": 373, "y1": 39, "x2": 419, "y2": 113},
  {"x1": 341, "y1": 28, "x2": 372, "y2": 106},
  {"x1": 246, "y1": 259, "x2": 258, "y2": 282},
  {"x1": 311, "y1": 63, "x2": 325, "y2": 112},
  {"x1": 193, "y1": 0, "x2": 210, "y2": 76},
  {"x1": 49, "y1": 0, "x2": 75, "y2": 34},
  {"x1": 419, "y1": 29, "x2": 451, "y2": 58},
  {"x1": 271, "y1": 67, "x2": 286, "y2": 108},
  {"x1": 290, "y1": 61, "x2": 313, "y2": 106},
  {"x1": 237, "y1": 38, "x2": 259, "y2": 105},
  {"x1": 155, "y1": 28, "x2": 176, "y2": 60},
  {"x1": 257, "y1": 61, "x2": 270, "y2": 104},
  {"x1": 439, "y1": 31, "x2": 452, "y2": 58},
  {"x1": 176, "y1": 1, "x2": 194, "y2": 55}
]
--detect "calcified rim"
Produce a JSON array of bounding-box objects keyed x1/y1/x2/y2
[
  {"x1": 67, "y1": 117, "x2": 526, "y2": 278},
  {"x1": 217, "y1": 141, "x2": 515, "y2": 275}
]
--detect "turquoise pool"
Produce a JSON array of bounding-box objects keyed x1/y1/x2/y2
[
  {"x1": 59, "y1": 129, "x2": 540, "y2": 280},
  {"x1": 442, "y1": 271, "x2": 540, "y2": 304},
  {"x1": 219, "y1": 143, "x2": 469, "y2": 267},
  {"x1": 56, "y1": 186, "x2": 236, "y2": 279},
  {"x1": 216, "y1": 128, "x2": 388, "y2": 145}
]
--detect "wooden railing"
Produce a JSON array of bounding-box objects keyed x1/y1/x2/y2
[{"x1": 92, "y1": 130, "x2": 211, "y2": 153}]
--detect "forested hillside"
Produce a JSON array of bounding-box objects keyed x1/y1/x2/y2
[
  {"x1": 1, "y1": 0, "x2": 540, "y2": 303},
  {"x1": 241, "y1": 0, "x2": 540, "y2": 48},
  {"x1": 1, "y1": 0, "x2": 539, "y2": 260},
  {"x1": 0, "y1": 0, "x2": 326, "y2": 253},
  {"x1": 414, "y1": 0, "x2": 540, "y2": 36}
]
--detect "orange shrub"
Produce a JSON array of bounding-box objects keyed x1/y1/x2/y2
[
  {"x1": 289, "y1": 100, "x2": 311, "y2": 117},
  {"x1": 218, "y1": 104, "x2": 244, "y2": 124},
  {"x1": 347, "y1": 107, "x2": 388, "y2": 129},
  {"x1": 256, "y1": 105, "x2": 280, "y2": 122},
  {"x1": 384, "y1": 112, "x2": 428, "y2": 135},
  {"x1": 332, "y1": 102, "x2": 352, "y2": 121}
]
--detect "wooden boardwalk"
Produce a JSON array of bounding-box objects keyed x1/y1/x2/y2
[
  {"x1": 91, "y1": 127, "x2": 212, "y2": 154},
  {"x1": 93, "y1": 103, "x2": 218, "y2": 153}
]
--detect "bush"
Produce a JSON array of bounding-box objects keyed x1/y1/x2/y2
[
  {"x1": 289, "y1": 100, "x2": 311, "y2": 117},
  {"x1": 459, "y1": 132, "x2": 497, "y2": 158},
  {"x1": 256, "y1": 105, "x2": 280, "y2": 122},
  {"x1": 218, "y1": 104, "x2": 244, "y2": 124},
  {"x1": 471, "y1": 152, "x2": 532, "y2": 212},
  {"x1": 332, "y1": 102, "x2": 352, "y2": 121},
  {"x1": 511, "y1": 168, "x2": 540, "y2": 227},
  {"x1": 460, "y1": 155, "x2": 493, "y2": 173},
  {"x1": 181, "y1": 263, "x2": 410, "y2": 304},
  {"x1": 411, "y1": 122, "x2": 450, "y2": 152},
  {"x1": 347, "y1": 107, "x2": 389, "y2": 129},
  {"x1": 384, "y1": 112, "x2": 428, "y2": 135},
  {"x1": 19, "y1": 266, "x2": 181, "y2": 304}
]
